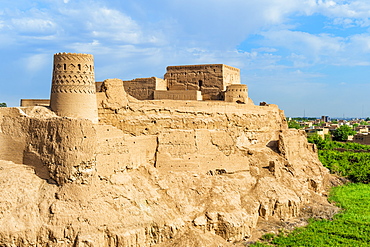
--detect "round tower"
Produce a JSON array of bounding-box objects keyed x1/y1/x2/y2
[
  {"x1": 225, "y1": 84, "x2": 248, "y2": 103},
  {"x1": 50, "y1": 53, "x2": 98, "y2": 123}
]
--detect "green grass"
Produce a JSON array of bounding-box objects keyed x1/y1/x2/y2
[{"x1": 250, "y1": 183, "x2": 370, "y2": 246}]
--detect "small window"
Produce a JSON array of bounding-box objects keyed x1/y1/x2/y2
[
  {"x1": 63, "y1": 64, "x2": 66, "y2": 70},
  {"x1": 199, "y1": 80, "x2": 203, "y2": 88}
]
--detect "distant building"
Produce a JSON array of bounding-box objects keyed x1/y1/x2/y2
[
  {"x1": 353, "y1": 133, "x2": 370, "y2": 145},
  {"x1": 321, "y1": 116, "x2": 330, "y2": 122},
  {"x1": 305, "y1": 128, "x2": 329, "y2": 138}
]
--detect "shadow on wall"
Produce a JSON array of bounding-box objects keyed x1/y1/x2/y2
[
  {"x1": 266, "y1": 140, "x2": 280, "y2": 153},
  {"x1": 23, "y1": 151, "x2": 53, "y2": 183}
]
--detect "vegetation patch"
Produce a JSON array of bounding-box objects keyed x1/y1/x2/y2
[
  {"x1": 308, "y1": 134, "x2": 370, "y2": 183},
  {"x1": 251, "y1": 183, "x2": 370, "y2": 246},
  {"x1": 250, "y1": 135, "x2": 370, "y2": 246}
]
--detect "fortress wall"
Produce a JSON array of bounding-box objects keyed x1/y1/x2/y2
[
  {"x1": 164, "y1": 64, "x2": 226, "y2": 100},
  {"x1": 98, "y1": 100, "x2": 286, "y2": 137},
  {"x1": 20, "y1": 99, "x2": 50, "y2": 107},
  {"x1": 0, "y1": 108, "x2": 28, "y2": 164},
  {"x1": 0, "y1": 102, "x2": 333, "y2": 245},
  {"x1": 222, "y1": 64, "x2": 240, "y2": 86},
  {"x1": 95, "y1": 124, "x2": 157, "y2": 179},
  {"x1": 24, "y1": 118, "x2": 97, "y2": 185},
  {"x1": 123, "y1": 77, "x2": 156, "y2": 100},
  {"x1": 0, "y1": 108, "x2": 97, "y2": 185},
  {"x1": 153, "y1": 90, "x2": 202, "y2": 100},
  {"x1": 122, "y1": 77, "x2": 167, "y2": 100},
  {"x1": 97, "y1": 91, "x2": 293, "y2": 174}
]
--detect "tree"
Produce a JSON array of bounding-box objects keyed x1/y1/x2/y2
[
  {"x1": 288, "y1": 120, "x2": 302, "y2": 129},
  {"x1": 0, "y1": 103, "x2": 6, "y2": 107},
  {"x1": 332, "y1": 125, "x2": 356, "y2": 142}
]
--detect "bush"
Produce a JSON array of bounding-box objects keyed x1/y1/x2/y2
[
  {"x1": 332, "y1": 125, "x2": 356, "y2": 142},
  {"x1": 288, "y1": 120, "x2": 302, "y2": 129},
  {"x1": 307, "y1": 134, "x2": 370, "y2": 183}
]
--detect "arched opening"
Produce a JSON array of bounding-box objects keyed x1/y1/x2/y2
[{"x1": 63, "y1": 64, "x2": 66, "y2": 70}]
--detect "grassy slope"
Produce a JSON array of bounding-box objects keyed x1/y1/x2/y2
[{"x1": 251, "y1": 183, "x2": 370, "y2": 247}]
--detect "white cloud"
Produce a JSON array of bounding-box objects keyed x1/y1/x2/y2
[
  {"x1": 86, "y1": 8, "x2": 142, "y2": 43},
  {"x1": 11, "y1": 18, "x2": 57, "y2": 34},
  {"x1": 261, "y1": 30, "x2": 343, "y2": 58},
  {"x1": 22, "y1": 53, "x2": 50, "y2": 74}
]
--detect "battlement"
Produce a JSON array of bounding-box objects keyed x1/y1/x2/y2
[{"x1": 54, "y1": 52, "x2": 94, "y2": 58}]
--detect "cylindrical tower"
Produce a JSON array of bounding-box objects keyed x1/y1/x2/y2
[
  {"x1": 50, "y1": 53, "x2": 98, "y2": 123},
  {"x1": 225, "y1": 84, "x2": 248, "y2": 103}
]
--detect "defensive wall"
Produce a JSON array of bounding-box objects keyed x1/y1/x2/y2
[
  {"x1": 122, "y1": 77, "x2": 167, "y2": 100},
  {"x1": 153, "y1": 90, "x2": 202, "y2": 100},
  {"x1": 20, "y1": 99, "x2": 50, "y2": 107}
]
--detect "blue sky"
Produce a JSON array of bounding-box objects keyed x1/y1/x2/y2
[{"x1": 2, "y1": 0, "x2": 370, "y2": 117}]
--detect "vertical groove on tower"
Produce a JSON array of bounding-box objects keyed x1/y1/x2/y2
[{"x1": 50, "y1": 53, "x2": 98, "y2": 123}]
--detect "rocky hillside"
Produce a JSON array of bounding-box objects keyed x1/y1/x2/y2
[{"x1": 0, "y1": 80, "x2": 337, "y2": 246}]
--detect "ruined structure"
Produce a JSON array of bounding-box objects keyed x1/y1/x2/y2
[
  {"x1": 50, "y1": 53, "x2": 98, "y2": 123},
  {"x1": 0, "y1": 53, "x2": 338, "y2": 247},
  {"x1": 121, "y1": 77, "x2": 167, "y2": 100}
]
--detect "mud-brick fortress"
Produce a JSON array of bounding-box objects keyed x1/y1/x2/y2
[
  {"x1": 102, "y1": 63, "x2": 247, "y2": 102},
  {"x1": 23, "y1": 53, "x2": 249, "y2": 109},
  {"x1": 0, "y1": 52, "x2": 333, "y2": 246}
]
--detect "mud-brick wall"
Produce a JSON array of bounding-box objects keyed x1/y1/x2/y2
[{"x1": 0, "y1": 108, "x2": 97, "y2": 185}]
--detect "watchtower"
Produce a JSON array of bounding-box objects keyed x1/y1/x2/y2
[
  {"x1": 225, "y1": 84, "x2": 248, "y2": 103},
  {"x1": 50, "y1": 53, "x2": 98, "y2": 123}
]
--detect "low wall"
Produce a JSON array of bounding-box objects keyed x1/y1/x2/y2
[{"x1": 154, "y1": 90, "x2": 202, "y2": 100}]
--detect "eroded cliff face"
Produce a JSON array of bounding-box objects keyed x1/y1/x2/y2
[{"x1": 0, "y1": 80, "x2": 335, "y2": 246}]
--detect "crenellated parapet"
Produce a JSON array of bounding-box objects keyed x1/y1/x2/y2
[{"x1": 50, "y1": 53, "x2": 98, "y2": 123}]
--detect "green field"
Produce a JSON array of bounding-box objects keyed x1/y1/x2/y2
[{"x1": 251, "y1": 183, "x2": 370, "y2": 246}]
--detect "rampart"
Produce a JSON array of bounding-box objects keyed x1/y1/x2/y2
[
  {"x1": 153, "y1": 90, "x2": 202, "y2": 100},
  {"x1": 122, "y1": 77, "x2": 167, "y2": 100},
  {"x1": 20, "y1": 99, "x2": 50, "y2": 107}
]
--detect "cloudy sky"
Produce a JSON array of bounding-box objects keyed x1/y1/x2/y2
[{"x1": 2, "y1": 0, "x2": 370, "y2": 117}]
